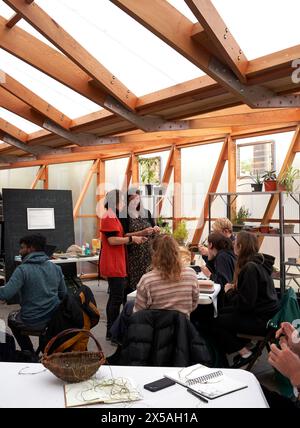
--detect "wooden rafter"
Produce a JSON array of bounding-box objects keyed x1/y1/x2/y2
[
  {"x1": 192, "y1": 138, "x2": 228, "y2": 244},
  {"x1": 0, "y1": 117, "x2": 28, "y2": 141},
  {"x1": 96, "y1": 160, "x2": 105, "y2": 231},
  {"x1": 227, "y1": 135, "x2": 237, "y2": 220},
  {"x1": 185, "y1": 0, "x2": 248, "y2": 82},
  {"x1": 5, "y1": 0, "x2": 34, "y2": 28},
  {"x1": 258, "y1": 126, "x2": 300, "y2": 247},
  {"x1": 3, "y1": 0, "x2": 137, "y2": 111},
  {"x1": 0, "y1": 72, "x2": 72, "y2": 129},
  {"x1": 73, "y1": 160, "x2": 100, "y2": 220}
]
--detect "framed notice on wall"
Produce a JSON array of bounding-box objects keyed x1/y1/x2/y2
[{"x1": 27, "y1": 208, "x2": 55, "y2": 230}]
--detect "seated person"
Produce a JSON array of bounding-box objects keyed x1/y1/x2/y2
[
  {"x1": 263, "y1": 322, "x2": 300, "y2": 408},
  {"x1": 201, "y1": 233, "x2": 236, "y2": 308},
  {"x1": 0, "y1": 234, "x2": 67, "y2": 353},
  {"x1": 212, "y1": 231, "x2": 280, "y2": 368},
  {"x1": 199, "y1": 218, "x2": 234, "y2": 275},
  {"x1": 110, "y1": 234, "x2": 200, "y2": 344}
]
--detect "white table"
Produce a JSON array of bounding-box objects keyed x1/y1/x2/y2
[
  {"x1": 50, "y1": 255, "x2": 99, "y2": 265},
  {"x1": 0, "y1": 363, "x2": 268, "y2": 408}
]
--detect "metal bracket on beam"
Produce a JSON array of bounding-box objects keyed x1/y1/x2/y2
[
  {"x1": 209, "y1": 57, "x2": 300, "y2": 108},
  {"x1": 2, "y1": 134, "x2": 51, "y2": 155},
  {"x1": 43, "y1": 119, "x2": 121, "y2": 146},
  {"x1": 0, "y1": 154, "x2": 34, "y2": 163},
  {"x1": 104, "y1": 95, "x2": 190, "y2": 132}
]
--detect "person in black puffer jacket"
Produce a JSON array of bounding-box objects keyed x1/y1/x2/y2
[{"x1": 213, "y1": 231, "x2": 280, "y2": 368}]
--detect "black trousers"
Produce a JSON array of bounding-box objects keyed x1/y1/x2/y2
[
  {"x1": 8, "y1": 311, "x2": 47, "y2": 353},
  {"x1": 261, "y1": 386, "x2": 300, "y2": 409},
  {"x1": 106, "y1": 277, "x2": 127, "y2": 336},
  {"x1": 212, "y1": 309, "x2": 268, "y2": 354}
]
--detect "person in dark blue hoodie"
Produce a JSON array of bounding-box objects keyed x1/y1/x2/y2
[{"x1": 0, "y1": 234, "x2": 67, "y2": 352}]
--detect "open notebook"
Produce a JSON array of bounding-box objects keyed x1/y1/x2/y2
[{"x1": 164, "y1": 364, "x2": 248, "y2": 400}]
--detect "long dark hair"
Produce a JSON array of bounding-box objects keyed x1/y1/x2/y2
[
  {"x1": 104, "y1": 189, "x2": 124, "y2": 213},
  {"x1": 208, "y1": 232, "x2": 233, "y2": 252},
  {"x1": 233, "y1": 231, "x2": 259, "y2": 287}
]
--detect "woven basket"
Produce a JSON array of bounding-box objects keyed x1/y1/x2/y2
[{"x1": 41, "y1": 328, "x2": 106, "y2": 383}]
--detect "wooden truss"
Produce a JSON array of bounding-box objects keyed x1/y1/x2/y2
[{"x1": 0, "y1": 0, "x2": 300, "y2": 240}]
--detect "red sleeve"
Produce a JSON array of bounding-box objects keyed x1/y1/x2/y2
[{"x1": 100, "y1": 216, "x2": 119, "y2": 233}]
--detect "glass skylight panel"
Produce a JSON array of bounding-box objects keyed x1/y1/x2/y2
[
  {"x1": 212, "y1": 0, "x2": 300, "y2": 59},
  {"x1": 0, "y1": 107, "x2": 42, "y2": 133},
  {"x1": 0, "y1": 2, "x2": 13, "y2": 19},
  {"x1": 35, "y1": 0, "x2": 203, "y2": 96},
  {"x1": 0, "y1": 50, "x2": 101, "y2": 119},
  {"x1": 167, "y1": 0, "x2": 198, "y2": 22}
]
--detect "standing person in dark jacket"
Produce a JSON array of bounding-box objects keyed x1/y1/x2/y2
[
  {"x1": 0, "y1": 234, "x2": 67, "y2": 353},
  {"x1": 203, "y1": 233, "x2": 236, "y2": 308},
  {"x1": 213, "y1": 231, "x2": 279, "y2": 368}
]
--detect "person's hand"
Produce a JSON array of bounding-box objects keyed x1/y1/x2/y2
[
  {"x1": 268, "y1": 342, "x2": 300, "y2": 386},
  {"x1": 144, "y1": 227, "x2": 154, "y2": 236},
  {"x1": 153, "y1": 226, "x2": 161, "y2": 234},
  {"x1": 225, "y1": 283, "x2": 234, "y2": 293},
  {"x1": 201, "y1": 266, "x2": 211, "y2": 278},
  {"x1": 132, "y1": 236, "x2": 148, "y2": 245},
  {"x1": 198, "y1": 245, "x2": 208, "y2": 257},
  {"x1": 276, "y1": 322, "x2": 300, "y2": 357}
]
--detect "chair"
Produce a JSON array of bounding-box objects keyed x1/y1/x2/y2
[
  {"x1": 237, "y1": 287, "x2": 300, "y2": 371},
  {"x1": 19, "y1": 327, "x2": 46, "y2": 356}
]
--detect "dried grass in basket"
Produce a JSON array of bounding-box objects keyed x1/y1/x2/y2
[{"x1": 41, "y1": 328, "x2": 106, "y2": 383}]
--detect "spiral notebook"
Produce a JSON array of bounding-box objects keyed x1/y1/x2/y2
[{"x1": 164, "y1": 364, "x2": 248, "y2": 400}]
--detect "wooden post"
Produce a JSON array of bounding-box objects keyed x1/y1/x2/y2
[
  {"x1": 121, "y1": 156, "x2": 133, "y2": 193},
  {"x1": 192, "y1": 139, "x2": 229, "y2": 244},
  {"x1": 227, "y1": 135, "x2": 237, "y2": 221},
  {"x1": 131, "y1": 154, "x2": 139, "y2": 187},
  {"x1": 73, "y1": 159, "x2": 99, "y2": 220},
  {"x1": 258, "y1": 126, "x2": 300, "y2": 247},
  {"x1": 158, "y1": 147, "x2": 175, "y2": 214},
  {"x1": 173, "y1": 147, "x2": 181, "y2": 231},
  {"x1": 30, "y1": 165, "x2": 48, "y2": 189},
  {"x1": 96, "y1": 160, "x2": 105, "y2": 232}
]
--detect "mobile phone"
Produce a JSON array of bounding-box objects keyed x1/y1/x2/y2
[{"x1": 144, "y1": 377, "x2": 175, "y2": 392}]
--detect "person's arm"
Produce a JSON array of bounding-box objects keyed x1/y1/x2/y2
[
  {"x1": 133, "y1": 278, "x2": 148, "y2": 312},
  {"x1": 57, "y1": 267, "x2": 67, "y2": 300},
  {"x1": 0, "y1": 267, "x2": 24, "y2": 301},
  {"x1": 276, "y1": 322, "x2": 300, "y2": 357},
  {"x1": 125, "y1": 227, "x2": 153, "y2": 237},
  {"x1": 108, "y1": 236, "x2": 147, "y2": 246},
  {"x1": 226, "y1": 263, "x2": 258, "y2": 311},
  {"x1": 268, "y1": 342, "x2": 300, "y2": 388}
]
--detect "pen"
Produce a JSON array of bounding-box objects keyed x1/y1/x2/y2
[{"x1": 187, "y1": 388, "x2": 209, "y2": 403}]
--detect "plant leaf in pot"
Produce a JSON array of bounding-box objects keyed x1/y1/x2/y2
[
  {"x1": 262, "y1": 170, "x2": 277, "y2": 191},
  {"x1": 278, "y1": 166, "x2": 300, "y2": 193},
  {"x1": 173, "y1": 220, "x2": 189, "y2": 246}
]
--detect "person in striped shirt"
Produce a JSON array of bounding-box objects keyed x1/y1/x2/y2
[{"x1": 133, "y1": 234, "x2": 200, "y2": 317}]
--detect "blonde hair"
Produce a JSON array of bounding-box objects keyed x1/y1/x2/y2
[
  {"x1": 212, "y1": 218, "x2": 233, "y2": 234},
  {"x1": 151, "y1": 234, "x2": 183, "y2": 281}
]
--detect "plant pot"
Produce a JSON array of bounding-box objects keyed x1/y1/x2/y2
[
  {"x1": 145, "y1": 184, "x2": 153, "y2": 195},
  {"x1": 264, "y1": 180, "x2": 277, "y2": 191},
  {"x1": 278, "y1": 183, "x2": 287, "y2": 192},
  {"x1": 284, "y1": 224, "x2": 295, "y2": 234},
  {"x1": 259, "y1": 225, "x2": 271, "y2": 234},
  {"x1": 232, "y1": 224, "x2": 244, "y2": 232},
  {"x1": 251, "y1": 183, "x2": 263, "y2": 192}
]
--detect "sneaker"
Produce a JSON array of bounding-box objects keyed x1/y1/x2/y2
[{"x1": 232, "y1": 353, "x2": 255, "y2": 369}]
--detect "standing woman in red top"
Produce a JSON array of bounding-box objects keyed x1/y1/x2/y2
[{"x1": 100, "y1": 189, "x2": 147, "y2": 341}]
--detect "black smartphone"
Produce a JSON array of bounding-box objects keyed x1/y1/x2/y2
[{"x1": 144, "y1": 377, "x2": 175, "y2": 392}]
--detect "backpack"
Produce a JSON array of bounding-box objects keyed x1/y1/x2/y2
[
  {"x1": 40, "y1": 284, "x2": 100, "y2": 354},
  {"x1": 0, "y1": 332, "x2": 16, "y2": 362}
]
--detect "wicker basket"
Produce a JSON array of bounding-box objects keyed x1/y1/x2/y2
[{"x1": 41, "y1": 328, "x2": 106, "y2": 383}]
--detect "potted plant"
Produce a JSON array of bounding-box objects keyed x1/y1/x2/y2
[
  {"x1": 278, "y1": 166, "x2": 300, "y2": 192},
  {"x1": 173, "y1": 220, "x2": 189, "y2": 246},
  {"x1": 156, "y1": 216, "x2": 172, "y2": 235},
  {"x1": 232, "y1": 206, "x2": 251, "y2": 232},
  {"x1": 139, "y1": 157, "x2": 160, "y2": 195},
  {"x1": 262, "y1": 170, "x2": 277, "y2": 191},
  {"x1": 250, "y1": 171, "x2": 263, "y2": 192}
]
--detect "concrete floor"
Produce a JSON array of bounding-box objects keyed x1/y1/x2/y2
[{"x1": 0, "y1": 279, "x2": 278, "y2": 391}]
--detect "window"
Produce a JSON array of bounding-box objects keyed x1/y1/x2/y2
[{"x1": 237, "y1": 140, "x2": 275, "y2": 178}]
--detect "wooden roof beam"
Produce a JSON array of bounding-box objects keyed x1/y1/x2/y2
[
  {"x1": 112, "y1": 0, "x2": 300, "y2": 109},
  {"x1": 0, "y1": 71, "x2": 72, "y2": 129},
  {"x1": 6, "y1": 0, "x2": 34, "y2": 28},
  {"x1": 185, "y1": 0, "x2": 248, "y2": 82},
  {"x1": 3, "y1": 0, "x2": 137, "y2": 111},
  {"x1": 0, "y1": 117, "x2": 28, "y2": 141}
]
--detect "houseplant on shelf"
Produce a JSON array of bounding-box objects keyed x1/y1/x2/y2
[
  {"x1": 232, "y1": 206, "x2": 251, "y2": 232},
  {"x1": 250, "y1": 171, "x2": 263, "y2": 192},
  {"x1": 262, "y1": 170, "x2": 277, "y2": 191},
  {"x1": 278, "y1": 166, "x2": 300, "y2": 192},
  {"x1": 173, "y1": 220, "x2": 189, "y2": 246},
  {"x1": 139, "y1": 157, "x2": 160, "y2": 195}
]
